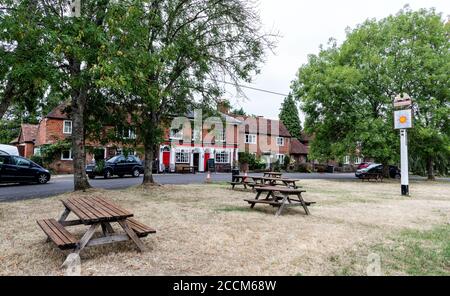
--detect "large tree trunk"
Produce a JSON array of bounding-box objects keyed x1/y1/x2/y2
[
  {"x1": 0, "y1": 80, "x2": 15, "y2": 120},
  {"x1": 142, "y1": 141, "x2": 156, "y2": 185},
  {"x1": 426, "y1": 157, "x2": 435, "y2": 181},
  {"x1": 382, "y1": 162, "x2": 390, "y2": 178},
  {"x1": 70, "y1": 59, "x2": 91, "y2": 191}
]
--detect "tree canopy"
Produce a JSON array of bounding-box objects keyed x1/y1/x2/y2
[
  {"x1": 279, "y1": 94, "x2": 301, "y2": 139},
  {"x1": 97, "y1": 0, "x2": 274, "y2": 184},
  {"x1": 292, "y1": 7, "x2": 449, "y2": 178}
]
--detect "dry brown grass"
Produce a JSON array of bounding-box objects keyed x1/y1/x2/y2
[{"x1": 0, "y1": 179, "x2": 449, "y2": 275}]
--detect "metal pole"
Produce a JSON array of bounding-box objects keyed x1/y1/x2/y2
[{"x1": 400, "y1": 129, "x2": 409, "y2": 195}]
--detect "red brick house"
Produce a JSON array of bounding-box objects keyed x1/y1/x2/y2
[
  {"x1": 10, "y1": 123, "x2": 39, "y2": 158},
  {"x1": 13, "y1": 102, "x2": 311, "y2": 174}
]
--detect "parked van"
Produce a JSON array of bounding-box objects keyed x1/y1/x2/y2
[{"x1": 0, "y1": 144, "x2": 19, "y2": 156}]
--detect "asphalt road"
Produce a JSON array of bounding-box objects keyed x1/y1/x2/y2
[{"x1": 0, "y1": 172, "x2": 447, "y2": 202}]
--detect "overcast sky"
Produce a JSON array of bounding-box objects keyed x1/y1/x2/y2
[{"x1": 226, "y1": 0, "x2": 449, "y2": 121}]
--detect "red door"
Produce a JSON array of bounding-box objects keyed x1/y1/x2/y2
[
  {"x1": 163, "y1": 151, "x2": 170, "y2": 167},
  {"x1": 204, "y1": 153, "x2": 210, "y2": 172}
]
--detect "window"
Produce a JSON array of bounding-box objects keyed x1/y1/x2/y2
[
  {"x1": 276, "y1": 154, "x2": 285, "y2": 163},
  {"x1": 14, "y1": 156, "x2": 31, "y2": 166},
  {"x1": 245, "y1": 134, "x2": 257, "y2": 144},
  {"x1": 63, "y1": 120, "x2": 72, "y2": 134},
  {"x1": 215, "y1": 130, "x2": 225, "y2": 142},
  {"x1": 61, "y1": 149, "x2": 73, "y2": 160},
  {"x1": 215, "y1": 151, "x2": 229, "y2": 163},
  {"x1": 117, "y1": 127, "x2": 136, "y2": 139},
  {"x1": 175, "y1": 150, "x2": 190, "y2": 163},
  {"x1": 0, "y1": 155, "x2": 9, "y2": 165},
  {"x1": 33, "y1": 147, "x2": 41, "y2": 156},
  {"x1": 170, "y1": 129, "x2": 183, "y2": 140},
  {"x1": 343, "y1": 156, "x2": 350, "y2": 165},
  {"x1": 126, "y1": 156, "x2": 140, "y2": 163},
  {"x1": 276, "y1": 137, "x2": 284, "y2": 146}
]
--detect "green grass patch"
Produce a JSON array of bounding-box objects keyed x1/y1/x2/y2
[
  {"x1": 330, "y1": 224, "x2": 450, "y2": 275},
  {"x1": 375, "y1": 224, "x2": 450, "y2": 275}
]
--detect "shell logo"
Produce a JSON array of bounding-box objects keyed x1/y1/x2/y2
[{"x1": 399, "y1": 116, "x2": 408, "y2": 124}]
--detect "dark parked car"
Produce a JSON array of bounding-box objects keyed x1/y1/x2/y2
[
  {"x1": 86, "y1": 155, "x2": 144, "y2": 179},
  {"x1": 389, "y1": 165, "x2": 401, "y2": 179},
  {"x1": 355, "y1": 163, "x2": 401, "y2": 179},
  {"x1": 0, "y1": 155, "x2": 51, "y2": 184}
]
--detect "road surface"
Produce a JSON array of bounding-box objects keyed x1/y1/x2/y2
[{"x1": 0, "y1": 172, "x2": 447, "y2": 202}]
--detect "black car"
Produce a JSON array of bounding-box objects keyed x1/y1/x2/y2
[
  {"x1": 86, "y1": 155, "x2": 144, "y2": 179},
  {"x1": 355, "y1": 163, "x2": 401, "y2": 179},
  {"x1": 0, "y1": 154, "x2": 51, "y2": 184}
]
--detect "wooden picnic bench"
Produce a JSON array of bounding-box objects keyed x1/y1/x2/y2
[
  {"x1": 180, "y1": 166, "x2": 195, "y2": 174},
  {"x1": 263, "y1": 172, "x2": 283, "y2": 178},
  {"x1": 244, "y1": 186, "x2": 315, "y2": 216},
  {"x1": 37, "y1": 196, "x2": 156, "y2": 254},
  {"x1": 229, "y1": 175, "x2": 257, "y2": 189},
  {"x1": 360, "y1": 173, "x2": 383, "y2": 182}
]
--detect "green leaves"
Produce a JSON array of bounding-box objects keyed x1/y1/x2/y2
[
  {"x1": 279, "y1": 94, "x2": 302, "y2": 139},
  {"x1": 292, "y1": 7, "x2": 449, "y2": 175}
]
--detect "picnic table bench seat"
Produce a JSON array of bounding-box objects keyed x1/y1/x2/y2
[
  {"x1": 126, "y1": 218, "x2": 156, "y2": 238},
  {"x1": 37, "y1": 219, "x2": 78, "y2": 250},
  {"x1": 361, "y1": 173, "x2": 383, "y2": 182}
]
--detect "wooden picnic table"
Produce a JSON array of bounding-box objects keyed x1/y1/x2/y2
[
  {"x1": 37, "y1": 196, "x2": 155, "y2": 254},
  {"x1": 263, "y1": 172, "x2": 283, "y2": 178},
  {"x1": 230, "y1": 174, "x2": 256, "y2": 189},
  {"x1": 180, "y1": 166, "x2": 196, "y2": 174},
  {"x1": 244, "y1": 186, "x2": 314, "y2": 216},
  {"x1": 252, "y1": 176, "x2": 300, "y2": 188}
]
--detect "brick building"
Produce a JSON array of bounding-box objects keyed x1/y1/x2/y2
[{"x1": 12, "y1": 102, "x2": 310, "y2": 174}]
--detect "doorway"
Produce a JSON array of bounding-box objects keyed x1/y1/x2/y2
[{"x1": 193, "y1": 153, "x2": 200, "y2": 173}]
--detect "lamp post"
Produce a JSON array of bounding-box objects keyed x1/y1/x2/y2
[{"x1": 393, "y1": 93, "x2": 413, "y2": 196}]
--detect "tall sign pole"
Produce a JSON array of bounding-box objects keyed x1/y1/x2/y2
[
  {"x1": 399, "y1": 129, "x2": 409, "y2": 195},
  {"x1": 394, "y1": 94, "x2": 413, "y2": 196}
]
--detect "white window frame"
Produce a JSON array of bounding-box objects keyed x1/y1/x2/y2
[
  {"x1": 170, "y1": 129, "x2": 183, "y2": 140},
  {"x1": 276, "y1": 137, "x2": 284, "y2": 146},
  {"x1": 61, "y1": 149, "x2": 73, "y2": 160},
  {"x1": 175, "y1": 150, "x2": 190, "y2": 163},
  {"x1": 276, "y1": 154, "x2": 285, "y2": 163},
  {"x1": 122, "y1": 128, "x2": 136, "y2": 139},
  {"x1": 215, "y1": 151, "x2": 230, "y2": 164},
  {"x1": 215, "y1": 129, "x2": 225, "y2": 143},
  {"x1": 245, "y1": 134, "x2": 257, "y2": 144},
  {"x1": 343, "y1": 156, "x2": 350, "y2": 165},
  {"x1": 63, "y1": 120, "x2": 72, "y2": 134}
]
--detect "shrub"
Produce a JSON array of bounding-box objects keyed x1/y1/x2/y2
[{"x1": 30, "y1": 155, "x2": 44, "y2": 166}]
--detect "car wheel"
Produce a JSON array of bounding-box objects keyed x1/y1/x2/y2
[
  {"x1": 132, "y1": 168, "x2": 140, "y2": 177},
  {"x1": 37, "y1": 174, "x2": 49, "y2": 184},
  {"x1": 104, "y1": 170, "x2": 112, "y2": 179},
  {"x1": 88, "y1": 174, "x2": 96, "y2": 179}
]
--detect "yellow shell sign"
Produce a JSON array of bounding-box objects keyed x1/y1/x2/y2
[{"x1": 394, "y1": 109, "x2": 413, "y2": 129}]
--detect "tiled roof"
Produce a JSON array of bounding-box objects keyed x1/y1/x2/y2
[
  {"x1": 46, "y1": 101, "x2": 70, "y2": 119},
  {"x1": 19, "y1": 123, "x2": 39, "y2": 143},
  {"x1": 290, "y1": 138, "x2": 309, "y2": 155},
  {"x1": 230, "y1": 115, "x2": 291, "y2": 137}
]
